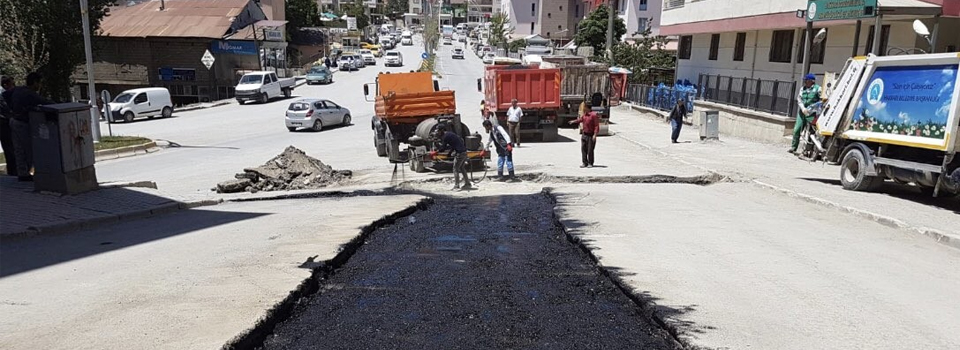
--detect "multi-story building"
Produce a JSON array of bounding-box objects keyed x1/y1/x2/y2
[
  {"x1": 409, "y1": 0, "x2": 422, "y2": 14},
  {"x1": 582, "y1": 0, "x2": 662, "y2": 41},
  {"x1": 466, "y1": 0, "x2": 500, "y2": 23},
  {"x1": 661, "y1": 0, "x2": 960, "y2": 84},
  {"x1": 500, "y1": 0, "x2": 580, "y2": 41}
]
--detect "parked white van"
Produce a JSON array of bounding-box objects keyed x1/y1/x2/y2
[{"x1": 108, "y1": 87, "x2": 173, "y2": 123}]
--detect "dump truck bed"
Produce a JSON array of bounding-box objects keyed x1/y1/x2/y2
[
  {"x1": 374, "y1": 71, "x2": 456, "y2": 123},
  {"x1": 484, "y1": 66, "x2": 561, "y2": 112}
]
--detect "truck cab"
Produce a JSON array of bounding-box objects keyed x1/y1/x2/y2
[{"x1": 234, "y1": 71, "x2": 295, "y2": 104}]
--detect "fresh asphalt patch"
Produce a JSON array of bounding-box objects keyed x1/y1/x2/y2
[{"x1": 252, "y1": 193, "x2": 680, "y2": 349}]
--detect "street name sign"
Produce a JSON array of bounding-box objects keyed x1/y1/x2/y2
[{"x1": 807, "y1": 0, "x2": 877, "y2": 22}]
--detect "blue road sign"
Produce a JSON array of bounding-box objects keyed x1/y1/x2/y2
[{"x1": 421, "y1": 52, "x2": 429, "y2": 59}]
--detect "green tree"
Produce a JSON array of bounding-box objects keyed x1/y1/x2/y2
[
  {"x1": 385, "y1": 0, "x2": 408, "y2": 17},
  {"x1": 574, "y1": 4, "x2": 626, "y2": 55},
  {"x1": 0, "y1": 0, "x2": 114, "y2": 100},
  {"x1": 341, "y1": 0, "x2": 370, "y2": 29},
  {"x1": 507, "y1": 39, "x2": 526, "y2": 53},
  {"x1": 286, "y1": 0, "x2": 320, "y2": 36},
  {"x1": 488, "y1": 12, "x2": 513, "y2": 50},
  {"x1": 610, "y1": 28, "x2": 675, "y2": 83}
]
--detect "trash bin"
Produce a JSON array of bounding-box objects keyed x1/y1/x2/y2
[
  {"x1": 699, "y1": 110, "x2": 720, "y2": 140},
  {"x1": 30, "y1": 102, "x2": 98, "y2": 194}
]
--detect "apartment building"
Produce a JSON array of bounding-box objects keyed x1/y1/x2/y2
[
  {"x1": 500, "y1": 0, "x2": 580, "y2": 41},
  {"x1": 466, "y1": 0, "x2": 500, "y2": 23},
  {"x1": 661, "y1": 0, "x2": 960, "y2": 84},
  {"x1": 582, "y1": 0, "x2": 663, "y2": 40}
]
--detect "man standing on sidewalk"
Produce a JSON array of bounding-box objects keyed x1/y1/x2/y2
[
  {"x1": 483, "y1": 119, "x2": 515, "y2": 181},
  {"x1": 434, "y1": 124, "x2": 473, "y2": 190},
  {"x1": 506, "y1": 98, "x2": 523, "y2": 147},
  {"x1": 569, "y1": 106, "x2": 600, "y2": 168},
  {"x1": 1, "y1": 76, "x2": 18, "y2": 176},
  {"x1": 10, "y1": 72, "x2": 53, "y2": 182},
  {"x1": 669, "y1": 98, "x2": 688, "y2": 143},
  {"x1": 790, "y1": 73, "x2": 821, "y2": 153}
]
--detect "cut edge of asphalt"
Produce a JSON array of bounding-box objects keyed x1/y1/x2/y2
[
  {"x1": 615, "y1": 131, "x2": 960, "y2": 251},
  {"x1": 221, "y1": 196, "x2": 435, "y2": 350}
]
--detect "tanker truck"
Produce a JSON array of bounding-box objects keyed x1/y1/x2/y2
[
  {"x1": 364, "y1": 71, "x2": 488, "y2": 173},
  {"x1": 815, "y1": 53, "x2": 960, "y2": 197}
]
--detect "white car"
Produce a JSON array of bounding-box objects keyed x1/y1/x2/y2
[
  {"x1": 442, "y1": 37, "x2": 452, "y2": 45},
  {"x1": 359, "y1": 50, "x2": 376, "y2": 65},
  {"x1": 108, "y1": 87, "x2": 173, "y2": 123},
  {"x1": 401, "y1": 35, "x2": 413, "y2": 45},
  {"x1": 452, "y1": 48, "x2": 464, "y2": 59},
  {"x1": 338, "y1": 56, "x2": 358, "y2": 71},
  {"x1": 285, "y1": 98, "x2": 352, "y2": 132},
  {"x1": 384, "y1": 51, "x2": 403, "y2": 67},
  {"x1": 482, "y1": 53, "x2": 495, "y2": 64}
]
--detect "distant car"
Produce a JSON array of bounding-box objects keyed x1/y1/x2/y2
[
  {"x1": 108, "y1": 87, "x2": 173, "y2": 123},
  {"x1": 338, "y1": 55, "x2": 359, "y2": 71},
  {"x1": 350, "y1": 54, "x2": 366, "y2": 68},
  {"x1": 482, "y1": 52, "x2": 495, "y2": 64},
  {"x1": 384, "y1": 50, "x2": 403, "y2": 67},
  {"x1": 305, "y1": 65, "x2": 333, "y2": 85},
  {"x1": 285, "y1": 98, "x2": 352, "y2": 132},
  {"x1": 452, "y1": 48, "x2": 464, "y2": 59},
  {"x1": 458, "y1": 36, "x2": 466, "y2": 43},
  {"x1": 359, "y1": 50, "x2": 376, "y2": 65},
  {"x1": 443, "y1": 37, "x2": 452, "y2": 45},
  {"x1": 401, "y1": 35, "x2": 413, "y2": 45}
]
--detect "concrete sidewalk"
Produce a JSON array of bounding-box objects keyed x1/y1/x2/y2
[
  {"x1": 613, "y1": 104, "x2": 960, "y2": 248},
  {"x1": 0, "y1": 177, "x2": 219, "y2": 238}
]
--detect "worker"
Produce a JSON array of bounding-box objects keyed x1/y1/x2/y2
[
  {"x1": 669, "y1": 98, "x2": 688, "y2": 143},
  {"x1": 790, "y1": 73, "x2": 821, "y2": 154},
  {"x1": 569, "y1": 101, "x2": 601, "y2": 168},
  {"x1": 480, "y1": 100, "x2": 488, "y2": 120},
  {"x1": 483, "y1": 119, "x2": 515, "y2": 182},
  {"x1": 434, "y1": 124, "x2": 473, "y2": 190},
  {"x1": 506, "y1": 98, "x2": 522, "y2": 147},
  {"x1": 9, "y1": 72, "x2": 53, "y2": 181}
]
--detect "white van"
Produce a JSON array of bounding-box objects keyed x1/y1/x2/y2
[{"x1": 108, "y1": 87, "x2": 173, "y2": 123}]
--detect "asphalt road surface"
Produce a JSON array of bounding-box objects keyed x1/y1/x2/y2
[{"x1": 260, "y1": 193, "x2": 680, "y2": 349}]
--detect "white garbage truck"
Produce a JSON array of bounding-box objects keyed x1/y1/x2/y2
[{"x1": 815, "y1": 52, "x2": 960, "y2": 197}]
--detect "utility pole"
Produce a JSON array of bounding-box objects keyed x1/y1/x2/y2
[
  {"x1": 605, "y1": 0, "x2": 616, "y2": 58},
  {"x1": 80, "y1": 0, "x2": 101, "y2": 141},
  {"x1": 802, "y1": 21, "x2": 813, "y2": 76}
]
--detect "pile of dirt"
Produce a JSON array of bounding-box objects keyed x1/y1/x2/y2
[{"x1": 216, "y1": 146, "x2": 352, "y2": 193}]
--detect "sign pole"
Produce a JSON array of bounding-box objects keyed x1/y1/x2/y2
[
  {"x1": 80, "y1": 0, "x2": 101, "y2": 142},
  {"x1": 871, "y1": 14, "x2": 882, "y2": 55},
  {"x1": 852, "y1": 20, "x2": 861, "y2": 57},
  {"x1": 802, "y1": 21, "x2": 813, "y2": 76}
]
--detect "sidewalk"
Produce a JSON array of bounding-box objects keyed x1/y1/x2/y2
[
  {"x1": 0, "y1": 177, "x2": 218, "y2": 237},
  {"x1": 613, "y1": 104, "x2": 960, "y2": 246}
]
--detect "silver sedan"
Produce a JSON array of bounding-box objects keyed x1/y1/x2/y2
[{"x1": 285, "y1": 98, "x2": 352, "y2": 132}]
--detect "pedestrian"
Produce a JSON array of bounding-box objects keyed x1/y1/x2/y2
[
  {"x1": 324, "y1": 56, "x2": 332, "y2": 69},
  {"x1": 483, "y1": 119, "x2": 515, "y2": 181},
  {"x1": 569, "y1": 101, "x2": 600, "y2": 168},
  {"x1": 480, "y1": 100, "x2": 489, "y2": 120},
  {"x1": 669, "y1": 98, "x2": 688, "y2": 143},
  {"x1": 433, "y1": 124, "x2": 473, "y2": 190},
  {"x1": 506, "y1": 98, "x2": 522, "y2": 146},
  {"x1": 0, "y1": 76, "x2": 17, "y2": 176},
  {"x1": 9, "y1": 72, "x2": 53, "y2": 182},
  {"x1": 790, "y1": 73, "x2": 821, "y2": 154}
]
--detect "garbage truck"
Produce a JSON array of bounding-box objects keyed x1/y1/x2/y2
[
  {"x1": 815, "y1": 52, "x2": 960, "y2": 197},
  {"x1": 365, "y1": 71, "x2": 488, "y2": 173}
]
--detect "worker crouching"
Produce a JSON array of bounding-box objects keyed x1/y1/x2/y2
[{"x1": 483, "y1": 119, "x2": 516, "y2": 182}]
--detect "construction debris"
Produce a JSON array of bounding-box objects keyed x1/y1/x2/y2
[{"x1": 216, "y1": 146, "x2": 351, "y2": 193}]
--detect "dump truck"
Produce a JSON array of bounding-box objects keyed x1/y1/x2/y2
[
  {"x1": 479, "y1": 65, "x2": 561, "y2": 142},
  {"x1": 365, "y1": 71, "x2": 487, "y2": 173},
  {"x1": 815, "y1": 53, "x2": 960, "y2": 197}
]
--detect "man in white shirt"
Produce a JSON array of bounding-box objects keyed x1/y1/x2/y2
[
  {"x1": 505, "y1": 98, "x2": 523, "y2": 146},
  {"x1": 483, "y1": 119, "x2": 516, "y2": 181}
]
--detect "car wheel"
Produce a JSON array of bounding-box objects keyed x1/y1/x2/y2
[
  {"x1": 260, "y1": 93, "x2": 268, "y2": 104},
  {"x1": 123, "y1": 111, "x2": 135, "y2": 123},
  {"x1": 283, "y1": 88, "x2": 291, "y2": 98},
  {"x1": 161, "y1": 106, "x2": 173, "y2": 118},
  {"x1": 287, "y1": 127, "x2": 296, "y2": 132},
  {"x1": 312, "y1": 119, "x2": 323, "y2": 132},
  {"x1": 342, "y1": 114, "x2": 351, "y2": 126},
  {"x1": 237, "y1": 99, "x2": 244, "y2": 105}
]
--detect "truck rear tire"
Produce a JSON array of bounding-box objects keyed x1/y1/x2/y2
[
  {"x1": 374, "y1": 133, "x2": 387, "y2": 157},
  {"x1": 283, "y1": 88, "x2": 291, "y2": 98},
  {"x1": 840, "y1": 149, "x2": 884, "y2": 192}
]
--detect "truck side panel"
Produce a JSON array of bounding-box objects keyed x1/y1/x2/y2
[
  {"x1": 375, "y1": 91, "x2": 457, "y2": 121},
  {"x1": 485, "y1": 67, "x2": 561, "y2": 111}
]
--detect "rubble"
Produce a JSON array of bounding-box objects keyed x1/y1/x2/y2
[{"x1": 216, "y1": 146, "x2": 351, "y2": 193}]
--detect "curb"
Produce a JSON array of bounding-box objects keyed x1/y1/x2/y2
[
  {"x1": 1, "y1": 198, "x2": 224, "y2": 241},
  {"x1": 175, "y1": 100, "x2": 232, "y2": 113},
  {"x1": 613, "y1": 128, "x2": 960, "y2": 251},
  {"x1": 95, "y1": 141, "x2": 159, "y2": 162},
  {"x1": 624, "y1": 102, "x2": 694, "y2": 126}
]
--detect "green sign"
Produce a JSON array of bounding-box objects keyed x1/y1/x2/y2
[{"x1": 806, "y1": 0, "x2": 877, "y2": 22}]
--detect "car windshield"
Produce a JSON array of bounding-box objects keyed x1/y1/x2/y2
[
  {"x1": 360, "y1": 50, "x2": 371, "y2": 55},
  {"x1": 309, "y1": 67, "x2": 327, "y2": 74},
  {"x1": 239, "y1": 75, "x2": 262, "y2": 84},
  {"x1": 113, "y1": 93, "x2": 134, "y2": 103},
  {"x1": 386, "y1": 52, "x2": 399, "y2": 57},
  {"x1": 454, "y1": 49, "x2": 462, "y2": 53}
]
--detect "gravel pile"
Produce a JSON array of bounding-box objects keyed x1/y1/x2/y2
[{"x1": 216, "y1": 146, "x2": 351, "y2": 193}]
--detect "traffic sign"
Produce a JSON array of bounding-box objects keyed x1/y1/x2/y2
[
  {"x1": 421, "y1": 52, "x2": 429, "y2": 59},
  {"x1": 201, "y1": 49, "x2": 215, "y2": 70},
  {"x1": 806, "y1": 0, "x2": 876, "y2": 22}
]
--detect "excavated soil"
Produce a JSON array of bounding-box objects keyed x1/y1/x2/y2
[{"x1": 216, "y1": 146, "x2": 351, "y2": 193}]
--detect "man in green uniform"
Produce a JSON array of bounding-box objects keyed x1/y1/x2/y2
[{"x1": 790, "y1": 73, "x2": 821, "y2": 154}]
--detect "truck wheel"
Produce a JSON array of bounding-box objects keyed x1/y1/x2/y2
[
  {"x1": 283, "y1": 88, "x2": 291, "y2": 98},
  {"x1": 260, "y1": 93, "x2": 268, "y2": 104},
  {"x1": 840, "y1": 149, "x2": 883, "y2": 191}
]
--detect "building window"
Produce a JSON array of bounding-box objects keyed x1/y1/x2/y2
[
  {"x1": 769, "y1": 29, "x2": 795, "y2": 63},
  {"x1": 531, "y1": 3, "x2": 535, "y2": 16},
  {"x1": 530, "y1": 22, "x2": 534, "y2": 33},
  {"x1": 619, "y1": 0, "x2": 626, "y2": 14},
  {"x1": 575, "y1": 4, "x2": 580, "y2": 17},
  {"x1": 560, "y1": 5, "x2": 563, "y2": 11},
  {"x1": 864, "y1": 25, "x2": 891, "y2": 56},
  {"x1": 639, "y1": 0, "x2": 648, "y2": 11},
  {"x1": 678, "y1": 35, "x2": 693, "y2": 59},
  {"x1": 708, "y1": 34, "x2": 720, "y2": 60},
  {"x1": 637, "y1": 18, "x2": 649, "y2": 33},
  {"x1": 548, "y1": 12, "x2": 551, "y2": 18},
  {"x1": 797, "y1": 28, "x2": 827, "y2": 64},
  {"x1": 733, "y1": 32, "x2": 746, "y2": 61}
]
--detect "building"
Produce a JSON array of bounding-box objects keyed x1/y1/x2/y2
[
  {"x1": 466, "y1": 0, "x2": 500, "y2": 23},
  {"x1": 661, "y1": 0, "x2": 960, "y2": 85},
  {"x1": 72, "y1": 0, "x2": 288, "y2": 105},
  {"x1": 499, "y1": 0, "x2": 581, "y2": 41}
]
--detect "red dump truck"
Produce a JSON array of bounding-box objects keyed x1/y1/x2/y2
[{"x1": 479, "y1": 65, "x2": 561, "y2": 142}]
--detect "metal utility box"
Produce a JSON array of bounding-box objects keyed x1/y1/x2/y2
[
  {"x1": 30, "y1": 102, "x2": 98, "y2": 194},
  {"x1": 699, "y1": 110, "x2": 720, "y2": 140}
]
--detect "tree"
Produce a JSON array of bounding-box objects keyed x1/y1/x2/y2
[
  {"x1": 0, "y1": 0, "x2": 114, "y2": 100},
  {"x1": 286, "y1": 0, "x2": 320, "y2": 36},
  {"x1": 488, "y1": 12, "x2": 513, "y2": 50},
  {"x1": 385, "y1": 0, "x2": 408, "y2": 17},
  {"x1": 574, "y1": 4, "x2": 626, "y2": 55},
  {"x1": 341, "y1": 0, "x2": 370, "y2": 30},
  {"x1": 610, "y1": 28, "x2": 675, "y2": 83}
]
